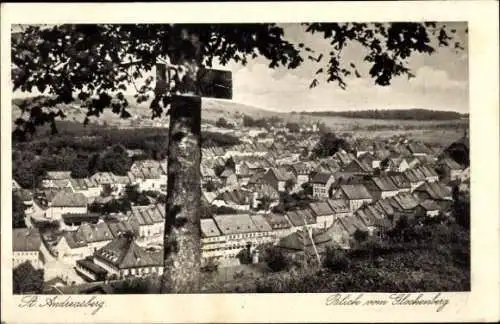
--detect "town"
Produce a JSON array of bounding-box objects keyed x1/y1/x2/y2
[{"x1": 12, "y1": 114, "x2": 470, "y2": 293}]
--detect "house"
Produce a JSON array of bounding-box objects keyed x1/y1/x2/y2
[
  {"x1": 417, "y1": 165, "x2": 440, "y2": 183},
  {"x1": 354, "y1": 205, "x2": 392, "y2": 236},
  {"x1": 328, "y1": 216, "x2": 368, "y2": 249},
  {"x1": 264, "y1": 213, "x2": 293, "y2": 240},
  {"x1": 327, "y1": 199, "x2": 352, "y2": 219},
  {"x1": 383, "y1": 157, "x2": 409, "y2": 173},
  {"x1": 285, "y1": 209, "x2": 317, "y2": 230},
  {"x1": 89, "y1": 172, "x2": 115, "y2": 193},
  {"x1": 12, "y1": 228, "x2": 43, "y2": 269},
  {"x1": 61, "y1": 213, "x2": 101, "y2": 231},
  {"x1": 310, "y1": 172, "x2": 335, "y2": 200},
  {"x1": 213, "y1": 189, "x2": 252, "y2": 211},
  {"x1": 387, "y1": 192, "x2": 420, "y2": 221},
  {"x1": 309, "y1": 201, "x2": 335, "y2": 229},
  {"x1": 290, "y1": 162, "x2": 311, "y2": 187},
  {"x1": 42, "y1": 171, "x2": 72, "y2": 189},
  {"x1": 69, "y1": 178, "x2": 101, "y2": 199},
  {"x1": 413, "y1": 182, "x2": 453, "y2": 202},
  {"x1": 387, "y1": 173, "x2": 412, "y2": 193},
  {"x1": 220, "y1": 169, "x2": 239, "y2": 188},
  {"x1": 75, "y1": 221, "x2": 114, "y2": 254},
  {"x1": 332, "y1": 184, "x2": 373, "y2": 212},
  {"x1": 342, "y1": 158, "x2": 373, "y2": 176},
  {"x1": 88, "y1": 233, "x2": 164, "y2": 280},
  {"x1": 416, "y1": 200, "x2": 441, "y2": 218},
  {"x1": 250, "y1": 214, "x2": 276, "y2": 244},
  {"x1": 358, "y1": 153, "x2": 379, "y2": 170},
  {"x1": 55, "y1": 231, "x2": 90, "y2": 266},
  {"x1": 201, "y1": 165, "x2": 217, "y2": 184},
  {"x1": 106, "y1": 220, "x2": 136, "y2": 238},
  {"x1": 437, "y1": 157, "x2": 464, "y2": 181},
  {"x1": 45, "y1": 191, "x2": 88, "y2": 221},
  {"x1": 212, "y1": 214, "x2": 261, "y2": 259},
  {"x1": 404, "y1": 168, "x2": 427, "y2": 192},
  {"x1": 443, "y1": 130, "x2": 469, "y2": 168},
  {"x1": 277, "y1": 228, "x2": 335, "y2": 255},
  {"x1": 407, "y1": 142, "x2": 432, "y2": 156},
  {"x1": 261, "y1": 168, "x2": 295, "y2": 192},
  {"x1": 200, "y1": 218, "x2": 226, "y2": 264},
  {"x1": 364, "y1": 176, "x2": 399, "y2": 200},
  {"x1": 127, "y1": 204, "x2": 165, "y2": 239}
]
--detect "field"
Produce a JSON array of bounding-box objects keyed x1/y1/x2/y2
[{"x1": 11, "y1": 96, "x2": 468, "y2": 146}]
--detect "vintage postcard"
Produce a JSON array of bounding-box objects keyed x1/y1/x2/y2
[{"x1": 1, "y1": 1, "x2": 499, "y2": 323}]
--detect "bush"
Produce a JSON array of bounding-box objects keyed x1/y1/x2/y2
[
  {"x1": 323, "y1": 247, "x2": 350, "y2": 272},
  {"x1": 263, "y1": 246, "x2": 291, "y2": 272}
]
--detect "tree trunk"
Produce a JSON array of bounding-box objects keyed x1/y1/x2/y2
[{"x1": 161, "y1": 95, "x2": 202, "y2": 293}]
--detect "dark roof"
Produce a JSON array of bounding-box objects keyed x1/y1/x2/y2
[
  {"x1": 13, "y1": 228, "x2": 42, "y2": 252},
  {"x1": 339, "y1": 184, "x2": 373, "y2": 200},
  {"x1": 310, "y1": 172, "x2": 333, "y2": 185},
  {"x1": 95, "y1": 235, "x2": 162, "y2": 269},
  {"x1": 277, "y1": 229, "x2": 332, "y2": 251},
  {"x1": 371, "y1": 176, "x2": 398, "y2": 191},
  {"x1": 326, "y1": 199, "x2": 351, "y2": 214},
  {"x1": 309, "y1": 201, "x2": 334, "y2": 216},
  {"x1": 51, "y1": 192, "x2": 87, "y2": 207},
  {"x1": 76, "y1": 259, "x2": 108, "y2": 275},
  {"x1": 286, "y1": 209, "x2": 316, "y2": 227},
  {"x1": 263, "y1": 213, "x2": 291, "y2": 230}
]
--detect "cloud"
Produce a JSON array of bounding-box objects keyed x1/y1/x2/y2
[{"x1": 409, "y1": 66, "x2": 468, "y2": 90}]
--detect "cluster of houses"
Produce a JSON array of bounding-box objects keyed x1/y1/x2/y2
[{"x1": 12, "y1": 129, "x2": 470, "y2": 283}]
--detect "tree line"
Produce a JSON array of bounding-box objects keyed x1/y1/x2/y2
[
  {"x1": 12, "y1": 121, "x2": 241, "y2": 188},
  {"x1": 300, "y1": 109, "x2": 468, "y2": 121}
]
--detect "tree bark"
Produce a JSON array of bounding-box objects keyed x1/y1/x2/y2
[{"x1": 161, "y1": 95, "x2": 202, "y2": 293}]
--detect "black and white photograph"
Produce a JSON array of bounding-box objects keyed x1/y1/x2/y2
[{"x1": 1, "y1": 1, "x2": 499, "y2": 323}]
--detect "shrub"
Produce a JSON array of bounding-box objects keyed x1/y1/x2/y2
[
  {"x1": 263, "y1": 246, "x2": 291, "y2": 272},
  {"x1": 323, "y1": 247, "x2": 350, "y2": 272}
]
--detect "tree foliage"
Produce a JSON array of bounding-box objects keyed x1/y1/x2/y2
[
  {"x1": 12, "y1": 192, "x2": 27, "y2": 228},
  {"x1": 312, "y1": 132, "x2": 352, "y2": 158},
  {"x1": 13, "y1": 261, "x2": 44, "y2": 294},
  {"x1": 301, "y1": 109, "x2": 466, "y2": 121}
]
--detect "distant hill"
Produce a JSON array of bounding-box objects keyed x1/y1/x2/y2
[
  {"x1": 11, "y1": 95, "x2": 283, "y2": 125},
  {"x1": 298, "y1": 109, "x2": 468, "y2": 121}
]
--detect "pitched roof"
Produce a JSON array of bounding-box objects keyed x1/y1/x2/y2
[
  {"x1": 75, "y1": 221, "x2": 113, "y2": 243},
  {"x1": 13, "y1": 228, "x2": 42, "y2": 252},
  {"x1": 388, "y1": 174, "x2": 411, "y2": 189},
  {"x1": 389, "y1": 192, "x2": 420, "y2": 210},
  {"x1": 127, "y1": 205, "x2": 164, "y2": 226},
  {"x1": 51, "y1": 192, "x2": 87, "y2": 207},
  {"x1": 344, "y1": 158, "x2": 373, "y2": 173},
  {"x1": 310, "y1": 172, "x2": 333, "y2": 185},
  {"x1": 371, "y1": 176, "x2": 398, "y2": 192},
  {"x1": 250, "y1": 214, "x2": 273, "y2": 232},
  {"x1": 106, "y1": 220, "x2": 136, "y2": 238},
  {"x1": 62, "y1": 231, "x2": 88, "y2": 249},
  {"x1": 277, "y1": 229, "x2": 332, "y2": 251},
  {"x1": 415, "y1": 182, "x2": 453, "y2": 200},
  {"x1": 263, "y1": 213, "x2": 291, "y2": 230},
  {"x1": 309, "y1": 201, "x2": 334, "y2": 217},
  {"x1": 339, "y1": 184, "x2": 373, "y2": 200},
  {"x1": 46, "y1": 171, "x2": 72, "y2": 180},
  {"x1": 95, "y1": 235, "x2": 162, "y2": 269},
  {"x1": 213, "y1": 214, "x2": 258, "y2": 235},
  {"x1": 439, "y1": 157, "x2": 463, "y2": 170},
  {"x1": 335, "y1": 216, "x2": 368, "y2": 235},
  {"x1": 419, "y1": 199, "x2": 441, "y2": 211},
  {"x1": 286, "y1": 209, "x2": 316, "y2": 227},
  {"x1": 200, "y1": 218, "x2": 222, "y2": 237},
  {"x1": 326, "y1": 199, "x2": 351, "y2": 214}
]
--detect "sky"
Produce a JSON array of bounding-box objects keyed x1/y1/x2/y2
[
  {"x1": 12, "y1": 22, "x2": 469, "y2": 113},
  {"x1": 220, "y1": 22, "x2": 469, "y2": 113}
]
